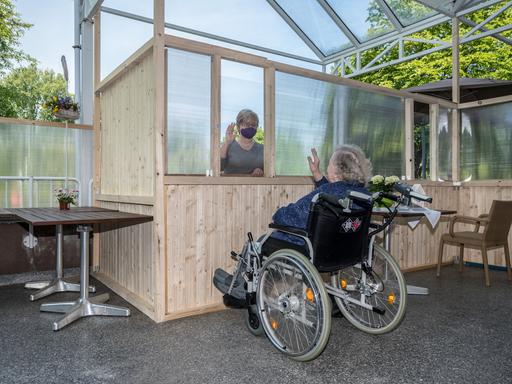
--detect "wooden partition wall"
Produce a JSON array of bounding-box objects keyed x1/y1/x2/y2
[{"x1": 93, "y1": 18, "x2": 512, "y2": 322}]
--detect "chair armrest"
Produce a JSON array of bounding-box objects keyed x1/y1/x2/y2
[
  {"x1": 269, "y1": 223, "x2": 308, "y2": 237},
  {"x1": 449, "y1": 215, "x2": 485, "y2": 237},
  {"x1": 478, "y1": 213, "x2": 489, "y2": 219}
]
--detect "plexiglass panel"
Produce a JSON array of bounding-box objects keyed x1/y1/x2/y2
[
  {"x1": 437, "y1": 107, "x2": 452, "y2": 180},
  {"x1": 220, "y1": 60, "x2": 264, "y2": 175},
  {"x1": 326, "y1": 0, "x2": 395, "y2": 42},
  {"x1": 275, "y1": 0, "x2": 352, "y2": 56},
  {"x1": 461, "y1": 102, "x2": 512, "y2": 180},
  {"x1": 102, "y1": 0, "x2": 153, "y2": 18},
  {"x1": 275, "y1": 72, "x2": 404, "y2": 177},
  {"x1": 100, "y1": 12, "x2": 153, "y2": 79},
  {"x1": 165, "y1": 0, "x2": 318, "y2": 60},
  {"x1": 384, "y1": 0, "x2": 437, "y2": 26},
  {"x1": 414, "y1": 104, "x2": 430, "y2": 179},
  {"x1": 0, "y1": 122, "x2": 92, "y2": 207},
  {"x1": 167, "y1": 48, "x2": 211, "y2": 174}
]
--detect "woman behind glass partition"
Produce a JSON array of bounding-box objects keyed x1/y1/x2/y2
[{"x1": 220, "y1": 109, "x2": 264, "y2": 177}]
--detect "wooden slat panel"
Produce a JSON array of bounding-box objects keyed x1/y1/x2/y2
[
  {"x1": 165, "y1": 183, "x2": 312, "y2": 316},
  {"x1": 99, "y1": 53, "x2": 155, "y2": 197},
  {"x1": 98, "y1": 202, "x2": 155, "y2": 312}
]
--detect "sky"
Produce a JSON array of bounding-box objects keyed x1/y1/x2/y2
[
  {"x1": 15, "y1": 0, "x2": 76, "y2": 92},
  {"x1": 13, "y1": 0, "x2": 322, "y2": 96}
]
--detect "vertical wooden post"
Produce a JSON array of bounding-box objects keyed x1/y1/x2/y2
[
  {"x1": 404, "y1": 98, "x2": 415, "y2": 180},
  {"x1": 92, "y1": 11, "x2": 101, "y2": 269},
  {"x1": 451, "y1": 16, "x2": 460, "y2": 182},
  {"x1": 264, "y1": 66, "x2": 275, "y2": 177},
  {"x1": 153, "y1": 0, "x2": 167, "y2": 322},
  {"x1": 211, "y1": 55, "x2": 221, "y2": 177},
  {"x1": 429, "y1": 104, "x2": 439, "y2": 182}
]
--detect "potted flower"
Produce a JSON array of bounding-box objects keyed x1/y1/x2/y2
[
  {"x1": 44, "y1": 95, "x2": 80, "y2": 121},
  {"x1": 55, "y1": 188, "x2": 79, "y2": 210},
  {"x1": 368, "y1": 175, "x2": 400, "y2": 207}
]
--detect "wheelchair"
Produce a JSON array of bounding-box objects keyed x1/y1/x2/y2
[{"x1": 214, "y1": 183, "x2": 432, "y2": 361}]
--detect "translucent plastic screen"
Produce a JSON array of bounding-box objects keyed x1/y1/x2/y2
[
  {"x1": 275, "y1": 72, "x2": 404, "y2": 176},
  {"x1": 0, "y1": 122, "x2": 91, "y2": 207},
  {"x1": 100, "y1": 12, "x2": 153, "y2": 80},
  {"x1": 461, "y1": 102, "x2": 512, "y2": 180},
  {"x1": 437, "y1": 107, "x2": 452, "y2": 180},
  {"x1": 167, "y1": 48, "x2": 211, "y2": 175},
  {"x1": 221, "y1": 60, "x2": 264, "y2": 142}
]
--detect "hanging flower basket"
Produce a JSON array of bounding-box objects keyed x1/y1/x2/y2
[{"x1": 54, "y1": 109, "x2": 80, "y2": 121}]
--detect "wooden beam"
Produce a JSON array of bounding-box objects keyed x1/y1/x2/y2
[
  {"x1": 0, "y1": 117, "x2": 92, "y2": 130},
  {"x1": 163, "y1": 175, "x2": 314, "y2": 185},
  {"x1": 264, "y1": 66, "x2": 275, "y2": 177},
  {"x1": 210, "y1": 55, "x2": 221, "y2": 177},
  {"x1": 153, "y1": 0, "x2": 167, "y2": 322},
  {"x1": 95, "y1": 194, "x2": 154, "y2": 205},
  {"x1": 458, "y1": 94, "x2": 512, "y2": 109},
  {"x1": 95, "y1": 39, "x2": 154, "y2": 94},
  {"x1": 404, "y1": 98, "x2": 415, "y2": 180}
]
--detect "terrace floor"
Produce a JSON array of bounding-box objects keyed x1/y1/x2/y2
[{"x1": 1, "y1": 264, "x2": 511, "y2": 384}]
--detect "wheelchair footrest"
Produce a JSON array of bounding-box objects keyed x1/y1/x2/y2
[{"x1": 213, "y1": 268, "x2": 246, "y2": 300}]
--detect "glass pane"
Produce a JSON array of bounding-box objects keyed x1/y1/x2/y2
[
  {"x1": 275, "y1": 0, "x2": 352, "y2": 56},
  {"x1": 167, "y1": 48, "x2": 211, "y2": 174},
  {"x1": 275, "y1": 72, "x2": 404, "y2": 177},
  {"x1": 101, "y1": 12, "x2": 153, "y2": 79},
  {"x1": 384, "y1": 0, "x2": 437, "y2": 26},
  {"x1": 437, "y1": 107, "x2": 452, "y2": 181},
  {"x1": 0, "y1": 122, "x2": 91, "y2": 207},
  {"x1": 414, "y1": 103, "x2": 430, "y2": 179},
  {"x1": 461, "y1": 102, "x2": 512, "y2": 180},
  {"x1": 165, "y1": 0, "x2": 318, "y2": 60},
  {"x1": 326, "y1": 0, "x2": 395, "y2": 42},
  {"x1": 220, "y1": 60, "x2": 264, "y2": 176}
]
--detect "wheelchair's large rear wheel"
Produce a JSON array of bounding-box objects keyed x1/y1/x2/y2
[
  {"x1": 257, "y1": 249, "x2": 331, "y2": 362},
  {"x1": 333, "y1": 244, "x2": 407, "y2": 334}
]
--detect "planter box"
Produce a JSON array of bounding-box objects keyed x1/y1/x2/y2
[{"x1": 55, "y1": 109, "x2": 80, "y2": 121}]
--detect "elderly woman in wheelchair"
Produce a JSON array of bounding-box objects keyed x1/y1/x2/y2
[{"x1": 213, "y1": 145, "x2": 431, "y2": 361}]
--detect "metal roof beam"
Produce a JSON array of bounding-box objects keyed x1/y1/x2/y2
[
  {"x1": 463, "y1": 1, "x2": 512, "y2": 38},
  {"x1": 265, "y1": 0, "x2": 325, "y2": 59},
  {"x1": 316, "y1": 0, "x2": 361, "y2": 47},
  {"x1": 100, "y1": 6, "x2": 323, "y2": 65},
  {"x1": 375, "y1": 0, "x2": 404, "y2": 31},
  {"x1": 460, "y1": 16, "x2": 512, "y2": 45}
]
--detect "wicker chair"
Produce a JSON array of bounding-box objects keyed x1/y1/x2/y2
[{"x1": 437, "y1": 200, "x2": 512, "y2": 287}]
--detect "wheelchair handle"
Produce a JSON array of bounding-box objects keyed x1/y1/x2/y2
[
  {"x1": 348, "y1": 190, "x2": 373, "y2": 204},
  {"x1": 393, "y1": 182, "x2": 432, "y2": 203}
]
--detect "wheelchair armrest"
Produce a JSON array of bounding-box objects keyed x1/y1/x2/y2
[{"x1": 269, "y1": 223, "x2": 308, "y2": 237}]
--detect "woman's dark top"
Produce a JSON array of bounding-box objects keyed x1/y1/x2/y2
[
  {"x1": 272, "y1": 177, "x2": 369, "y2": 230},
  {"x1": 221, "y1": 141, "x2": 264, "y2": 174}
]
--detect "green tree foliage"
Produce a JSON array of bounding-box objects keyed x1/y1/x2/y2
[
  {"x1": 0, "y1": 64, "x2": 67, "y2": 120},
  {"x1": 0, "y1": 0, "x2": 32, "y2": 73},
  {"x1": 351, "y1": 2, "x2": 512, "y2": 88}
]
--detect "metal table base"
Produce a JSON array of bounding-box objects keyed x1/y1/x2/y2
[
  {"x1": 40, "y1": 225, "x2": 130, "y2": 331},
  {"x1": 25, "y1": 224, "x2": 95, "y2": 300},
  {"x1": 383, "y1": 224, "x2": 430, "y2": 295}
]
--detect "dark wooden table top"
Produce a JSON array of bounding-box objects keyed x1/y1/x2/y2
[{"x1": 5, "y1": 207, "x2": 152, "y2": 227}]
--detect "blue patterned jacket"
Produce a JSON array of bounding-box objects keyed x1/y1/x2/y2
[{"x1": 272, "y1": 177, "x2": 369, "y2": 231}]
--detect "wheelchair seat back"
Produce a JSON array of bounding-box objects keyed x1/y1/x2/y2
[{"x1": 307, "y1": 194, "x2": 372, "y2": 272}]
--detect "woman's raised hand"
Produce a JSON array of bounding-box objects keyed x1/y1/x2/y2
[
  {"x1": 307, "y1": 148, "x2": 323, "y2": 182},
  {"x1": 225, "y1": 123, "x2": 236, "y2": 143}
]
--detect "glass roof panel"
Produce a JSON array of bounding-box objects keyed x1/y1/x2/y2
[
  {"x1": 326, "y1": 0, "x2": 395, "y2": 42},
  {"x1": 275, "y1": 0, "x2": 352, "y2": 56},
  {"x1": 165, "y1": 0, "x2": 318, "y2": 60},
  {"x1": 102, "y1": 0, "x2": 153, "y2": 18},
  {"x1": 384, "y1": 0, "x2": 438, "y2": 26}
]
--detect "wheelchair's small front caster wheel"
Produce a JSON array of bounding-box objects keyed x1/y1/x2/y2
[{"x1": 246, "y1": 304, "x2": 264, "y2": 336}]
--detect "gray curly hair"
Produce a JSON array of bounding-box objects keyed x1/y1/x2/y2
[{"x1": 329, "y1": 144, "x2": 373, "y2": 185}]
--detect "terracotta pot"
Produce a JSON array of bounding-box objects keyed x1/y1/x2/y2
[{"x1": 59, "y1": 201, "x2": 70, "y2": 210}]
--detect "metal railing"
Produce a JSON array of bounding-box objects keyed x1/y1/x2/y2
[{"x1": 0, "y1": 176, "x2": 90, "y2": 208}]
